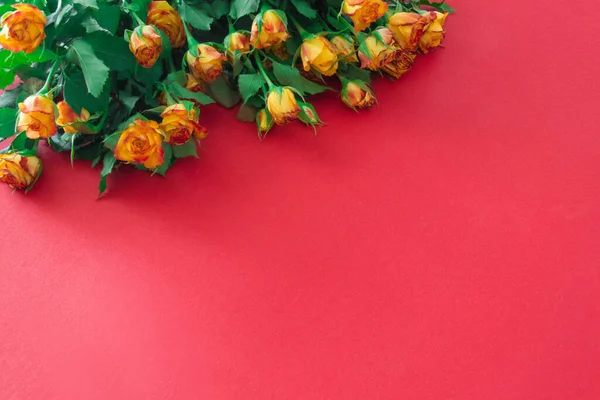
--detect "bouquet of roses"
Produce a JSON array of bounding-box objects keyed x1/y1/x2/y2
[{"x1": 0, "y1": 0, "x2": 453, "y2": 196}]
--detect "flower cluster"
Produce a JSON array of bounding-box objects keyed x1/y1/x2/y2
[{"x1": 0, "y1": 0, "x2": 452, "y2": 196}]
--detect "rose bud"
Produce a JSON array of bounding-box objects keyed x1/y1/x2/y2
[
  {"x1": 300, "y1": 35, "x2": 339, "y2": 76},
  {"x1": 159, "y1": 104, "x2": 205, "y2": 145},
  {"x1": 381, "y1": 49, "x2": 416, "y2": 79},
  {"x1": 0, "y1": 4, "x2": 46, "y2": 54},
  {"x1": 250, "y1": 10, "x2": 290, "y2": 50},
  {"x1": 0, "y1": 153, "x2": 41, "y2": 191},
  {"x1": 225, "y1": 31, "x2": 250, "y2": 61},
  {"x1": 114, "y1": 119, "x2": 165, "y2": 169},
  {"x1": 419, "y1": 12, "x2": 448, "y2": 54},
  {"x1": 186, "y1": 44, "x2": 226, "y2": 83},
  {"x1": 182, "y1": 73, "x2": 205, "y2": 96},
  {"x1": 17, "y1": 94, "x2": 57, "y2": 139},
  {"x1": 129, "y1": 25, "x2": 163, "y2": 68},
  {"x1": 342, "y1": 0, "x2": 388, "y2": 33},
  {"x1": 341, "y1": 80, "x2": 376, "y2": 110},
  {"x1": 358, "y1": 28, "x2": 397, "y2": 71},
  {"x1": 146, "y1": 1, "x2": 186, "y2": 48},
  {"x1": 266, "y1": 87, "x2": 300, "y2": 125},
  {"x1": 256, "y1": 109, "x2": 274, "y2": 139},
  {"x1": 387, "y1": 12, "x2": 433, "y2": 51},
  {"x1": 298, "y1": 102, "x2": 324, "y2": 128},
  {"x1": 330, "y1": 35, "x2": 359, "y2": 63},
  {"x1": 56, "y1": 101, "x2": 93, "y2": 134}
]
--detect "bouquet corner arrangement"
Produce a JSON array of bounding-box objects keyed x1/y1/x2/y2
[{"x1": 0, "y1": 0, "x2": 453, "y2": 196}]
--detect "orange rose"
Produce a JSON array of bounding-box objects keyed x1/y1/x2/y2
[
  {"x1": 341, "y1": 80, "x2": 376, "y2": 110},
  {"x1": 266, "y1": 87, "x2": 300, "y2": 125},
  {"x1": 256, "y1": 109, "x2": 274, "y2": 138},
  {"x1": 381, "y1": 49, "x2": 416, "y2": 79},
  {"x1": 225, "y1": 31, "x2": 250, "y2": 61},
  {"x1": 56, "y1": 101, "x2": 93, "y2": 134},
  {"x1": 0, "y1": 153, "x2": 41, "y2": 190},
  {"x1": 330, "y1": 35, "x2": 359, "y2": 63},
  {"x1": 387, "y1": 12, "x2": 434, "y2": 51},
  {"x1": 114, "y1": 119, "x2": 164, "y2": 169},
  {"x1": 250, "y1": 10, "x2": 290, "y2": 50},
  {"x1": 17, "y1": 94, "x2": 57, "y2": 139},
  {"x1": 358, "y1": 28, "x2": 397, "y2": 70},
  {"x1": 129, "y1": 25, "x2": 163, "y2": 68},
  {"x1": 184, "y1": 73, "x2": 205, "y2": 92},
  {"x1": 342, "y1": 0, "x2": 388, "y2": 33},
  {"x1": 419, "y1": 12, "x2": 448, "y2": 54},
  {"x1": 0, "y1": 4, "x2": 46, "y2": 54},
  {"x1": 186, "y1": 44, "x2": 226, "y2": 82},
  {"x1": 147, "y1": 1, "x2": 186, "y2": 48},
  {"x1": 300, "y1": 35, "x2": 339, "y2": 76},
  {"x1": 159, "y1": 104, "x2": 206, "y2": 145}
]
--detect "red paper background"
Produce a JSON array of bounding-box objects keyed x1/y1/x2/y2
[{"x1": 2, "y1": 1, "x2": 600, "y2": 399}]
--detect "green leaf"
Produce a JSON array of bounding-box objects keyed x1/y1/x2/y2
[
  {"x1": 0, "y1": 87, "x2": 22, "y2": 109},
  {"x1": 169, "y1": 83, "x2": 215, "y2": 105},
  {"x1": 238, "y1": 73, "x2": 266, "y2": 103},
  {"x1": 119, "y1": 91, "x2": 139, "y2": 113},
  {"x1": 9, "y1": 132, "x2": 28, "y2": 151},
  {"x1": 82, "y1": 17, "x2": 110, "y2": 34},
  {"x1": 64, "y1": 72, "x2": 109, "y2": 114},
  {"x1": 94, "y1": 4, "x2": 121, "y2": 34},
  {"x1": 290, "y1": 0, "x2": 317, "y2": 19},
  {"x1": 172, "y1": 140, "x2": 198, "y2": 159},
  {"x1": 0, "y1": 108, "x2": 17, "y2": 140},
  {"x1": 98, "y1": 152, "x2": 116, "y2": 196},
  {"x1": 0, "y1": 50, "x2": 29, "y2": 70},
  {"x1": 343, "y1": 64, "x2": 372, "y2": 84},
  {"x1": 206, "y1": 75, "x2": 240, "y2": 109},
  {"x1": 68, "y1": 39, "x2": 110, "y2": 98},
  {"x1": 74, "y1": 0, "x2": 99, "y2": 9},
  {"x1": 209, "y1": 0, "x2": 230, "y2": 18},
  {"x1": 154, "y1": 144, "x2": 173, "y2": 176},
  {"x1": 27, "y1": 46, "x2": 58, "y2": 63},
  {"x1": 101, "y1": 152, "x2": 116, "y2": 177},
  {"x1": 0, "y1": 70, "x2": 16, "y2": 90},
  {"x1": 85, "y1": 31, "x2": 137, "y2": 72},
  {"x1": 103, "y1": 132, "x2": 121, "y2": 150},
  {"x1": 180, "y1": 1, "x2": 214, "y2": 31},
  {"x1": 272, "y1": 62, "x2": 329, "y2": 95},
  {"x1": 230, "y1": 0, "x2": 259, "y2": 19}
]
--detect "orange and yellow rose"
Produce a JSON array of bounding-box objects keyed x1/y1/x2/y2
[
  {"x1": 114, "y1": 119, "x2": 165, "y2": 169},
  {"x1": 342, "y1": 0, "x2": 388, "y2": 33},
  {"x1": 256, "y1": 109, "x2": 274, "y2": 138},
  {"x1": 147, "y1": 1, "x2": 186, "y2": 48},
  {"x1": 387, "y1": 12, "x2": 431, "y2": 51},
  {"x1": 300, "y1": 36, "x2": 339, "y2": 76},
  {"x1": 330, "y1": 35, "x2": 358, "y2": 63},
  {"x1": 341, "y1": 81, "x2": 376, "y2": 110},
  {"x1": 225, "y1": 31, "x2": 251, "y2": 61},
  {"x1": 0, "y1": 4, "x2": 46, "y2": 54},
  {"x1": 419, "y1": 12, "x2": 448, "y2": 54},
  {"x1": 56, "y1": 101, "x2": 93, "y2": 134},
  {"x1": 17, "y1": 94, "x2": 57, "y2": 139},
  {"x1": 266, "y1": 87, "x2": 300, "y2": 125},
  {"x1": 159, "y1": 104, "x2": 206, "y2": 145},
  {"x1": 129, "y1": 25, "x2": 163, "y2": 68},
  {"x1": 250, "y1": 10, "x2": 290, "y2": 50},
  {"x1": 186, "y1": 44, "x2": 226, "y2": 82},
  {"x1": 0, "y1": 153, "x2": 41, "y2": 190},
  {"x1": 358, "y1": 28, "x2": 397, "y2": 71},
  {"x1": 381, "y1": 49, "x2": 416, "y2": 79}
]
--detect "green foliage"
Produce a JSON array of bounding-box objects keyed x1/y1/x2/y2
[
  {"x1": 0, "y1": 0, "x2": 453, "y2": 195},
  {"x1": 68, "y1": 39, "x2": 109, "y2": 98}
]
